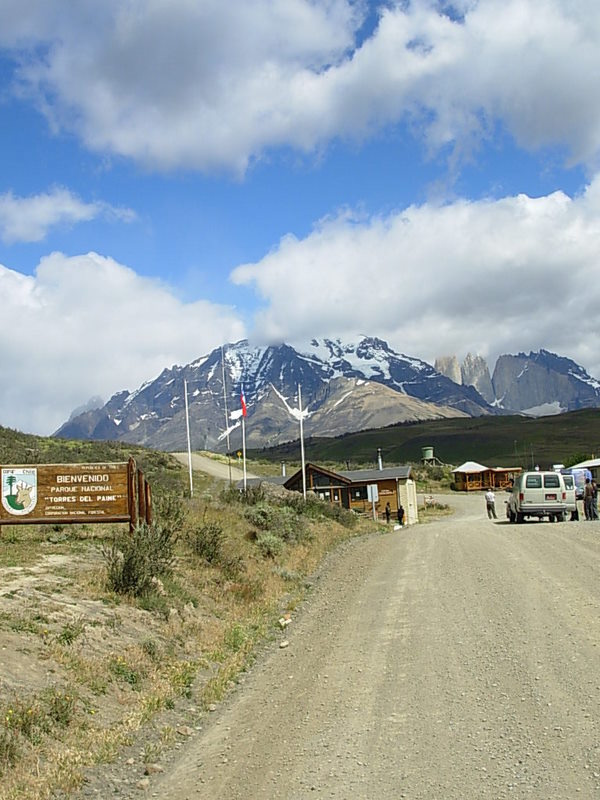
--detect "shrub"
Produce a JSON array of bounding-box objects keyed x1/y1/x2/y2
[
  {"x1": 244, "y1": 501, "x2": 309, "y2": 542},
  {"x1": 221, "y1": 484, "x2": 265, "y2": 506},
  {"x1": 273, "y1": 505, "x2": 307, "y2": 543},
  {"x1": 109, "y1": 656, "x2": 143, "y2": 690},
  {"x1": 186, "y1": 519, "x2": 243, "y2": 577},
  {"x1": 103, "y1": 521, "x2": 177, "y2": 597},
  {"x1": 255, "y1": 532, "x2": 284, "y2": 559},
  {"x1": 43, "y1": 689, "x2": 77, "y2": 727},
  {"x1": 3, "y1": 698, "x2": 48, "y2": 744},
  {"x1": 284, "y1": 493, "x2": 357, "y2": 528},
  {"x1": 187, "y1": 520, "x2": 225, "y2": 564},
  {"x1": 244, "y1": 503, "x2": 277, "y2": 531},
  {"x1": 57, "y1": 619, "x2": 85, "y2": 646},
  {"x1": 152, "y1": 490, "x2": 187, "y2": 536}
]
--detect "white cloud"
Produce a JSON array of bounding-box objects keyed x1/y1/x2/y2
[
  {"x1": 1, "y1": 0, "x2": 599, "y2": 172},
  {"x1": 232, "y1": 174, "x2": 600, "y2": 379},
  {"x1": 0, "y1": 252, "x2": 245, "y2": 435},
  {"x1": 0, "y1": 188, "x2": 136, "y2": 243}
]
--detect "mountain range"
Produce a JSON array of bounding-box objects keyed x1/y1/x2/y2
[
  {"x1": 54, "y1": 338, "x2": 600, "y2": 453},
  {"x1": 435, "y1": 349, "x2": 600, "y2": 416}
]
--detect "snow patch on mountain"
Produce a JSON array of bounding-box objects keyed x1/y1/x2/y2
[{"x1": 521, "y1": 401, "x2": 564, "y2": 417}]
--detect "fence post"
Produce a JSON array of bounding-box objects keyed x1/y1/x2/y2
[
  {"x1": 137, "y1": 468, "x2": 146, "y2": 524},
  {"x1": 128, "y1": 458, "x2": 138, "y2": 533},
  {"x1": 145, "y1": 480, "x2": 153, "y2": 525}
]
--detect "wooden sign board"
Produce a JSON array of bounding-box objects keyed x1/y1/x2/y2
[{"x1": 0, "y1": 461, "x2": 134, "y2": 526}]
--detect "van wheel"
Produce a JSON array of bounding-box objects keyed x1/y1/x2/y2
[{"x1": 516, "y1": 512, "x2": 524, "y2": 524}]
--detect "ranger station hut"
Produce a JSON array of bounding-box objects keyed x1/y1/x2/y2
[
  {"x1": 243, "y1": 461, "x2": 419, "y2": 525},
  {"x1": 452, "y1": 461, "x2": 521, "y2": 492}
]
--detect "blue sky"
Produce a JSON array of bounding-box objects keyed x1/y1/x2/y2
[{"x1": 1, "y1": 0, "x2": 599, "y2": 435}]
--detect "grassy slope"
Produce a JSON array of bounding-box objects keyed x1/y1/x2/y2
[
  {"x1": 248, "y1": 409, "x2": 600, "y2": 469},
  {"x1": 0, "y1": 425, "x2": 374, "y2": 799},
  {"x1": 0, "y1": 426, "x2": 185, "y2": 496}
]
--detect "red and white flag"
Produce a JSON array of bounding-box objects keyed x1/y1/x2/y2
[{"x1": 240, "y1": 387, "x2": 247, "y2": 417}]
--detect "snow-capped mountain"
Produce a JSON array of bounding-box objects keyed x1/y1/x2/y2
[{"x1": 53, "y1": 336, "x2": 492, "y2": 452}]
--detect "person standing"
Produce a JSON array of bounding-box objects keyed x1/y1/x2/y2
[
  {"x1": 584, "y1": 479, "x2": 594, "y2": 520},
  {"x1": 397, "y1": 505, "x2": 405, "y2": 526},
  {"x1": 385, "y1": 502, "x2": 391, "y2": 524},
  {"x1": 592, "y1": 480, "x2": 599, "y2": 520},
  {"x1": 485, "y1": 488, "x2": 497, "y2": 519}
]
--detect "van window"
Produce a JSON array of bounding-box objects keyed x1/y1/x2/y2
[
  {"x1": 543, "y1": 474, "x2": 560, "y2": 488},
  {"x1": 525, "y1": 475, "x2": 542, "y2": 488},
  {"x1": 563, "y1": 475, "x2": 574, "y2": 489}
]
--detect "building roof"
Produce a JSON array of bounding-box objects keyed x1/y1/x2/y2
[
  {"x1": 282, "y1": 463, "x2": 352, "y2": 489},
  {"x1": 237, "y1": 463, "x2": 413, "y2": 491},
  {"x1": 571, "y1": 458, "x2": 600, "y2": 469},
  {"x1": 452, "y1": 461, "x2": 489, "y2": 474},
  {"x1": 338, "y1": 466, "x2": 412, "y2": 482}
]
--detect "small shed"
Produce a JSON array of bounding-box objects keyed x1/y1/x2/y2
[{"x1": 338, "y1": 466, "x2": 418, "y2": 525}]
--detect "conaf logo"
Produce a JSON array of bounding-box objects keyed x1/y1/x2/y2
[{"x1": 1, "y1": 468, "x2": 38, "y2": 516}]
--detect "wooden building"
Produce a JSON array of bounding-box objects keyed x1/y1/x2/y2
[
  {"x1": 452, "y1": 461, "x2": 521, "y2": 491},
  {"x1": 246, "y1": 462, "x2": 419, "y2": 525}
]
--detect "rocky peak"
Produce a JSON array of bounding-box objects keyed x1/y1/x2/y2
[
  {"x1": 461, "y1": 353, "x2": 495, "y2": 404},
  {"x1": 434, "y1": 355, "x2": 461, "y2": 384}
]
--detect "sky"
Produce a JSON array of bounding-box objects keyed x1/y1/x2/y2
[{"x1": 1, "y1": 0, "x2": 600, "y2": 436}]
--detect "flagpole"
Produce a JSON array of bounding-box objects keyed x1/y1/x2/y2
[
  {"x1": 239, "y1": 383, "x2": 248, "y2": 492},
  {"x1": 221, "y1": 346, "x2": 232, "y2": 485},
  {"x1": 184, "y1": 379, "x2": 194, "y2": 498},
  {"x1": 242, "y1": 415, "x2": 247, "y2": 492},
  {"x1": 298, "y1": 383, "x2": 306, "y2": 499}
]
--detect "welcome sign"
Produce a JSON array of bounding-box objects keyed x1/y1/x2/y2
[{"x1": 0, "y1": 460, "x2": 149, "y2": 528}]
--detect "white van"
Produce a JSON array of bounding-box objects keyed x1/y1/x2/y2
[
  {"x1": 507, "y1": 470, "x2": 567, "y2": 523},
  {"x1": 562, "y1": 473, "x2": 577, "y2": 519}
]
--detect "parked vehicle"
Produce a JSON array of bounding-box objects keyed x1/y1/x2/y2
[
  {"x1": 507, "y1": 470, "x2": 567, "y2": 523},
  {"x1": 562, "y1": 473, "x2": 577, "y2": 519},
  {"x1": 560, "y1": 467, "x2": 589, "y2": 500}
]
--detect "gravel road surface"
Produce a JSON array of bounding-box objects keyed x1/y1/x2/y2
[
  {"x1": 170, "y1": 452, "x2": 258, "y2": 483},
  {"x1": 152, "y1": 492, "x2": 600, "y2": 800}
]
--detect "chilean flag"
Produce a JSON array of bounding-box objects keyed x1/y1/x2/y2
[{"x1": 240, "y1": 386, "x2": 248, "y2": 417}]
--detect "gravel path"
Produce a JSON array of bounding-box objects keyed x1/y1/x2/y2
[
  {"x1": 170, "y1": 452, "x2": 258, "y2": 483},
  {"x1": 150, "y1": 492, "x2": 600, "y2": 799}
]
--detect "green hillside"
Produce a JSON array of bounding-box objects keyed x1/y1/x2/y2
[
  {"x1": 248, "y1": 409, "x2": 600, "y2": 469},
  {"x1": 0, "y1": 425, "x2": 185, "y2": 495}
]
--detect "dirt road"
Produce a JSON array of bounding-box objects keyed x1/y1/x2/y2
[
  {"x1": 170, "y1": 452, "x2": 258, "y2": 482},
  {"x1": 152, "y1": 492, "x2": 600, "y2": 799}
]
